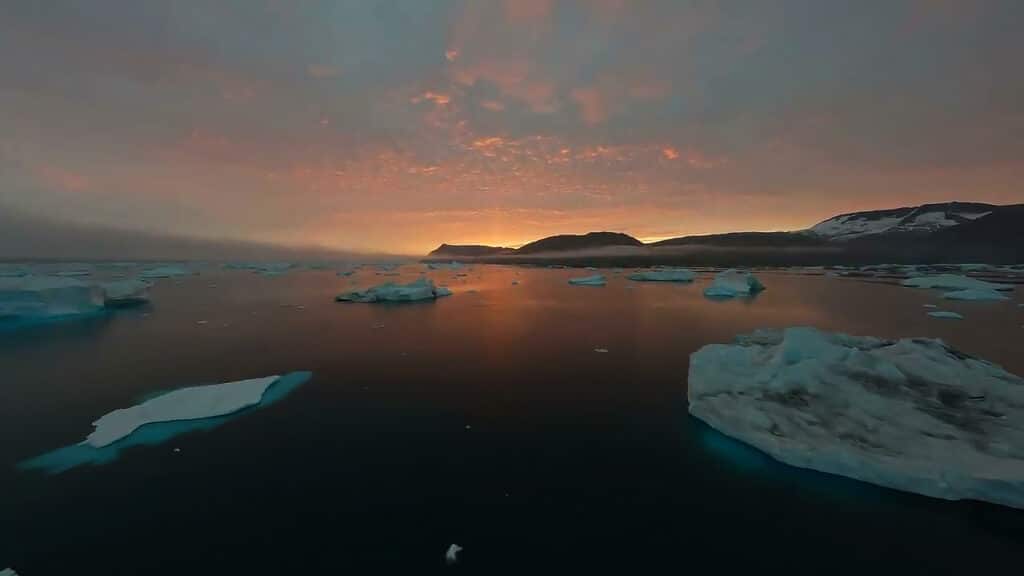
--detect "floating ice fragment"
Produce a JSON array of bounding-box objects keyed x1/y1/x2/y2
[
  {"x1": 594, "y1": 348, "x2": 609, "y2": 353},
  {"x1": 0, "y1": 276, "x2": 105, "y2": 321},
  {"x1": 928, "y1": 311, "x2": 964, "y2": 319},
  {"x1": 101, "y1": 279, "x2": 152, "y2": 307},
  {"x1": 902, "y1": 274, "x2": 1011, "y2": 291},
  {"x1": 688, "y1": 326, "x2": 1024, "y2": 508},
  {"x1": 942, "y1": 288, "x2": 1010, "y2": 301},
  {"x1": 336, "y1": 278, "x2": 451, "y2": 303},
  {"x1": 703, "y1": 269, "x2": 765, "y2": 298},
  {"x1": 628, "y1": 268, "x2": 697, "y2": 282},
  {"x1": 445, "y1": 544, "x2": 462, "y2": 565},
  {"x1": 922, "y1": 304, "x2": 938, "y2": 308},
  {"x1": 140, "y1": 265, "x2": 192, "y2": 279},
  {"x1": 568, "y1": 274, "x2": 606, "y2": 286}
]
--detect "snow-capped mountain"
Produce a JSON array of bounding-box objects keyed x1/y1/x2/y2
[{"x1": 807, "y1": 202, "x2": 996, "y2": 241}]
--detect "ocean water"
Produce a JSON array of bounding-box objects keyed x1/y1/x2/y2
[{"x1": 1, "y1": 265, "x2": 1023, "y2": 573}]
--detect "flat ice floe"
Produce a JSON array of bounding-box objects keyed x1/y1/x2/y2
[
  {"x1": 86, "y1": 376, "x2": 280, "y2": 447},
  {"x1": 928, "y1": 311, "x2": 964, "y2": 319},
  {"x1": 21, "y1": 372, "x2": 312, "y2": 473},
  {"x1": 902, "y1": 274, "x2": 1012, "y2": 292},
  {"x1": 942, "y1": 288, "x2": 1010, "y2": 301},
  {"x1": 628, "y1": 268, "x2": 697, "y2": 282},
  {"x1": 703, "y1": 269, "x2": 765, "y2": 298},
  {"x1": 0, "y1": 275, "x2": 105, "y2": 321},
  {"x1": 568, "y1": 274, "x2": 606, "y2": 286},
  {"x1": 688, "y1": 327, "x2": 1024, "y2": 508},
  {"x1": 336, "y1": 277, "x2": 452, "y2": 303}
]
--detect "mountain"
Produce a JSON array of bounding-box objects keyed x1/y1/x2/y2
[
  {"x1": 428, "y1": 243, "x2": 514, "y2": 257},
  {"x1": 515, "y1": 231, "x2": 643, "y2": 254},
  {"x1": 806, "y1": 202, "x2": 999, "y2": 241},
  {"x1": 651, "y1": 231, "x2": 826, "y2": 248}
]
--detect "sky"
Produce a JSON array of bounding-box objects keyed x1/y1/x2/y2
[{"x1": 2, "y1": 1, "x2": 1023, "y2": 255}]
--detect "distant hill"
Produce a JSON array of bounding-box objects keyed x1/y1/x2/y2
[
  {"x1": 652, "y1": 231, "x2": 826, "y2": 248},
  {"x1": 425, "y1": 202, "x2": 1024, "y2": 265},
  {"x1": 428, "y1": 243, "x2": 513, "y2": 257},
  {"x1": 515, "y1": 231, "x2": 643, "y2": 254}
]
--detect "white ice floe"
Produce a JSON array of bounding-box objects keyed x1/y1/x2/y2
[
  {"x1": 928, "y1": 311, "x2": 964, "y2": 319},
  {"x1": 101, "y1": 279, "x2": 152, "y2": 307},
  {"x1": 140, "y1": 265, "x2": 192, "y2": 279},
  {"x1": 568, "y1": 274, "x2": 606, "y2": 286},
  {"x1": 922, "y1": 304, "x2": 938, "y2": 308},
  {"x1": 703, "y1": 269, "x2": 765, "y2": 298},
  {"x1": 901, "y1": 274, "x2": 1012, "y2": 292},
  {"x1": 942, "y1": 288, "x2": 1010, "y2": 301},
  {"x1": 86, "y1": 375, "x2": 281, "y2": 448},
  {"x1": 445, "y1": 544, "x2": 463, "y2": 565},
  {"x1": 688, "y1": 326, "x2": 1024, "y2": 508},
  {"x1": 336, "y1": 277, "x2": 452, "y2": 303},
  {"x1": 1, "y1": 568, "x2": 19, "y2": 576},
  {"x1": 0, "y1": 276, "x2": 105, "y2": 320},
  {"x1": 628, "y1": 268, "x2": 697, "y2": 282},
  {"x1": 427, "y1": 261, "x2": 464, "y2": 270}
]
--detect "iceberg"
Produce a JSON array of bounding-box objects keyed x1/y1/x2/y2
[
  {"x1": 568, "y1": 274, "x2": 606, "y2": 286},
  {"x1": 688, "y1": 327, "x2": 1024, "y2": 508},
  {"x1": 0, "y1": 276, "x2": 105, "y2": 321},
  {"x1": 1, "y1": 569, "x2": 18, "y2": 576},
  {"x1": 445, "y1": 544, "x2": 463, "y2": 565},
  {"x1": 427, "y1": 261, "x2": 464, "y2": 270},
  {"x1": 628, "y1": 268, "x2": 697, "y2": 282},
  {"x1": 336, "y1": 277, "x2": 452, "y2": 303},
  {"x1": 86, "y1": 376, "x2": 280, "y2": 447},
  {"x1": 101, "y1": 279, "x2": 152, "y2": 307},
  {"x1": 942, "y1": 288, "x2": 1010, "y2": 301},
  {"x1": 928, "y1": 311, "x2": 964, "y2": 319},
  {"x1": 21, "y1": 372, "x2": 312, "y2": 474},
  {"x1": 140, "y1": 265, "x2": 192, "y2": 279},
  {"x1": 703, "y1": 269, "x2": 765, "y2": 298},
  {"x1": 902, "y1": 274, "x2": 1012, "y2": 292}
]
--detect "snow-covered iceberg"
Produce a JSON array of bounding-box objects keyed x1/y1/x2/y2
[
  {"x1": 21, "y1": 372, "x2": 312, "y2": 474},
  {"x1": 86, "y1": 376, "x2": 280, "y2": 447},
  {"x1": 568, "y1": 274, "x2": 606, "y2": 286},
  {"x1": 336, "y1": 277, "x2": 452, "y2": 303},
  {"x1": 703, "y1": 269, "x2": 765, "y2": 298},
  {"x1": 902, "y1": 274, "x2": 1012, "y2": 292},
  {"x1": 140, "y1": 265, "x2": 192, "y2": 279},
  {"x1": 628, "y1": 268, "x2": 697, "y2": 282},
  {"x1": 101, "y1": 279, "x2": 152, "y2": 307},
  {"x1": 942, "y1": 288, "x2": 1010, "y2": 301},
  {"x1": 0, "y1": 276, "x2": 105, "y2": 321},
  {"x1": 688, "y1": 327, "x2": 1024, "y2": 508}
]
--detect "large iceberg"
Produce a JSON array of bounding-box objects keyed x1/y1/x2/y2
[
  {"x1": 942, "y1": 288, "x2": 1010, "y2": 301},
  {"x1": 902, "y1": 274, "x2": 1012, "y2": 292},
  {"x1": 101, "y1": 279, "x2": 152, "y2": 307},
  {"x1": 628, "y1": 268, "x2": 697, "y2": 282},
  {"x1": 86, "y1": 376, "x2": 281, "y2": 447},
  {"x1": 568, "y1": 274, "x2": 606, "y2": 286},
  {"x1": 703, "y1": 269, "x2": 765, "y2": 298},
  {"x1": 688, "y1": 326, "x2": 1024, "y2": 508},
  {"x1": 336, "y1": 277, "x2": 452, "y2": 303},
  {"x1": 0, "y1": 276, "x2": 105, "y2": 321}
]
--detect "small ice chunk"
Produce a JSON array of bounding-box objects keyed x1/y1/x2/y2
[
  {"x1": 86, "y1": 375, "x2": 281, "y2": 447},
  {"x1": 101, "y1": 279, "x2": 152, "y2": 307},
  {"x1": 922, "y1": 304, "x2": 938, "y2": 308},
  {"x1": 445, "y1": 544, "x2": 462, "y2": 565},
  {"x1": 688, "y1": 326, "x2": 1024, "y2": 508},
  {"x1": 568, "y1": 274, "x2": 606, "y2": 286},
  {"x1": 1, "y1": 568, "x2": 19, "y2": 576},
  {"x1": 511, "y1": 280, "x2": 519, "y2": 285},
  {"x1": 0, "y1": 276, "x2": 105, "y2": 320},
  {"x1": 336, "y1": 278, "x2": 452, "y2": 303},
  {"x1": 902, "y1": 274, "x2": 1012, "y2": 291},
  {"x1": 703, "y1": 269, "x2": 765, "y2": 298},
  {"x1": 594, "y1": 348, "x2": 609, "y2": 353},
  {"x1": 942, "y1": 288, "x2": 1010, "y2": 301},
  {"x1": 928, "y1": 311, "x2": 964, "y2": 320},
  {"x1": 628, "y1": 268, "x2": 697, "y2": 282},
  {"x1": 140, "y1": 265, "x2": 192, "y2": 279}
]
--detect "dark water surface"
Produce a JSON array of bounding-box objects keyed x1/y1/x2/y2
[{"x1": 2, "y1": 266, "x2": 1023, "y2": 573}]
